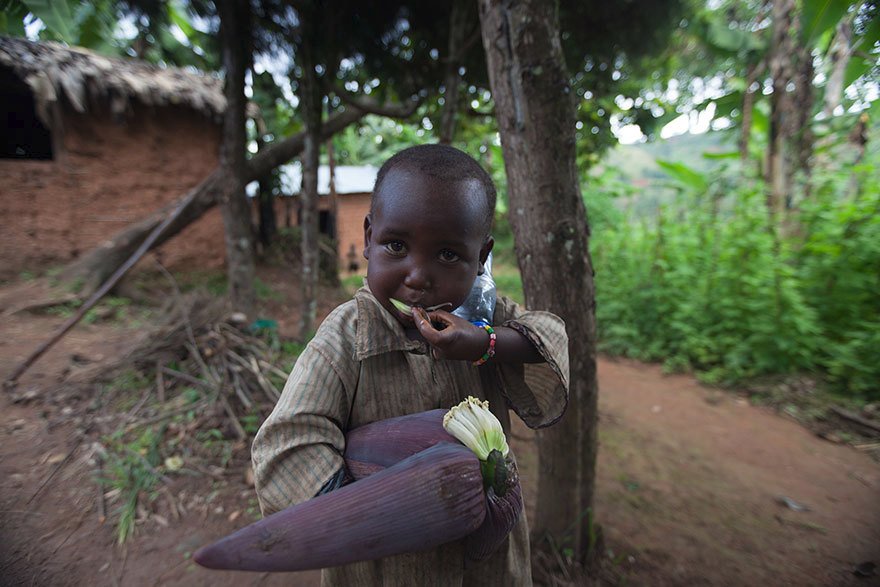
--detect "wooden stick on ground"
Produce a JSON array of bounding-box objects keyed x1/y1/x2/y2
[
  {"x1": 830, "y1": 406, "x2": 880, "y2": 435},
  {"x1": 28, "y1": 437, "x2": 83, "y2": 505},
  {"x1": 96, "y1": 455, "x2": 107, "y2": 524},
  {"x1": 156, "y1": 359, "x2": 166, "y2": 404},
  {"x1": 3, "y1": 187, "x2": 204, "y2": 389}
]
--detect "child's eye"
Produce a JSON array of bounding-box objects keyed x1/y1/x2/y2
[
  {"x1": 384, "y1": 241, "x2": 406, "y2": 256},
  {"x1": 438, "y1": 249, "x2": 460, "y2": 263}
]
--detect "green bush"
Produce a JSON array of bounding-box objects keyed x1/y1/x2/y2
[{"x1": 591, "y1": 148, "x2": 880, "y2": 399}]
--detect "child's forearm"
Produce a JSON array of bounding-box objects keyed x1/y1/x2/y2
[{"x1": 491, "y1": 326, "x2": 543, "y2": 364}]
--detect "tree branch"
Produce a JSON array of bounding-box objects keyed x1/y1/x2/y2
[{"x1": 332, "y1": 89, "x2": 423, "y2": 118}]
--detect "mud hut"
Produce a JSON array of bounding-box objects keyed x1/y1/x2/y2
[{"x1": 0, "y1": 36, "x2": 227, "y2": 279}]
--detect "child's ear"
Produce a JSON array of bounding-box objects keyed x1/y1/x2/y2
[
  {"x1": 363, "y1": 214, "x2": 372, "y2": 260},
  {"x1": 478, "y1": 236, "x2": 494, "y2": 272}
]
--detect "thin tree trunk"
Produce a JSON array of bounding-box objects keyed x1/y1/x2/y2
[
  {"x1": 327, "y1": 137, "x2": 338, "y2": 242},
  {"x1": 790, "y1": 41, "x2": 815, "y2": 206},
  {"x1": 257, "y1": 165, "x2": 277, "y2": 248},
  {"x1": 766, "y1": 0, "x2": 796, "y2": 222},
  {"x1": 218, "y1": 0, "x2": 256, "y2": 317},
  {"x1": 438, "y1": 0, "x2": 472, "y2": 145},
  {"x1": 296, "y1": 27, "x2": 324, "y2": 340},
  {"x1": 739, "y1": 60, "x2": 762, "y2": 163},
  {"x1": 847, "y1": 112, "x2": 869, "y2": 197},
  {"x1": 252, "y1": 107, "x2": 277, "y2": 248},
  {"x1": 479, "y1": 0, "x2": 600, "y2": 567},
  {"x1": 823, "y1": 18, "x2": 854, "y2": 117}
]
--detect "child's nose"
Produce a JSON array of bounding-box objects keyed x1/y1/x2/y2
[{"x1": 403, "y1": 263, "x2": 432, "y2": 292}]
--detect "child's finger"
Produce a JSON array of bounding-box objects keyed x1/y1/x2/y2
[
  {"x1": 413, "y1": 308, "x2": 445, "y2": 346},
  {"x1": 422, "y1": 309, "x2": 458, "y2": 329}
]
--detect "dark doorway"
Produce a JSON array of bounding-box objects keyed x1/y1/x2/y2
[
  {"x1": 1, "y1": 69, "x2": 53, "y2": 160},
  {"x1": 319, "y1": 210, "x2": 335, "y2": 240}
]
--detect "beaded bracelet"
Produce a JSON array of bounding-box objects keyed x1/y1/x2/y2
[{"x1": 471, "y1": 321, "x2": 496, "y2": 366}]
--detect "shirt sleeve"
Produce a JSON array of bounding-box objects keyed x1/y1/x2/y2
[
  {"x1": 491, "y1": 295, "x2": 569, "y2": 429},
  {"x1": 251, "y1": 307, "x2": 358, "y2": 516}
]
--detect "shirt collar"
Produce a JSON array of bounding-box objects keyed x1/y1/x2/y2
[{"x1": 354, "y1": 286, "x2": 427, "y2": 360}]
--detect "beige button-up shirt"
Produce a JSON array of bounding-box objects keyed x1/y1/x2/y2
[{"x1": 252, "y1": 288, "x2": 569, "y2": 586}]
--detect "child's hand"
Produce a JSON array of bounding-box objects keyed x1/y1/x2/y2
[{"x1": 413, "y1": 308, "x2": 489, "y2": 362}]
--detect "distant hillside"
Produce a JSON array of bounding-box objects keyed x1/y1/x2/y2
[
  {"x1": 605, "y1": 130, "x2": 738, "y2": 182},
  {"x1": 594, "y1": 131, "x2": 740, "y2": 217}
]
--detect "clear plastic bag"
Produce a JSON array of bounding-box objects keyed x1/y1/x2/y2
[{"x1": 452, "y1": 252, "x2": 497, "y2": 325}]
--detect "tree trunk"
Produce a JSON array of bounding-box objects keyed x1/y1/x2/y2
[
  {"x1": 296, "y1": 25, "x2": 324, "y2": 340},
  {"x1": 789, "y1": 40, "x2": 815, "y2": 206},
  {"x1": 479, "y1": 0, "x2": 600, "y2": 567},
  {"x1": 766, "y1": 0, "x2": 796, "y2": 221},
  {"x1": 252, "y1": 108, "x2": 277, "y2": 249},
  {"x1": 218, "y1": 0, "x2": 256, "y2": 317},
  {"x1": 327, "y1": 136, "x2": 338, "y2": 242},
  {"x1": 739, "y1": 60, "x2": 762, "y2": 164},
  {"x1": 823, "y1": 18, "x2": 854, "y2": 117},
  {"x1": 257, "y1": 169, "x2": 277, "y2": 249},
  {"x1": 438, "y1": 0, "x2": 472, "y2": 145},
  {"x1": 847, "y1": 112, "x2": 869, "y2": 197}
]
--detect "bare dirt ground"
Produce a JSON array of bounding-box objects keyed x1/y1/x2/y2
[{"x1": 1, "y1": 274, "x2": 878, "y2": 587}]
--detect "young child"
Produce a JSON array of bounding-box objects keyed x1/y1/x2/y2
[{"x1": 252, "y1": 144, "x2": 569, "y2": 586}]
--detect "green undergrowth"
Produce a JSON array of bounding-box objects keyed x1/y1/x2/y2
[{"x1": 590, "y1": 146, "x2": 880, "y2": 402}]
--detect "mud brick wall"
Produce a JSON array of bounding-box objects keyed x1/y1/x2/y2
[
  {"x1": 333, "y1": 193, "x2": 371, "y2": 271},
  {"x1": 0, "y1": 102, "x2": 224, "y2": 278}
]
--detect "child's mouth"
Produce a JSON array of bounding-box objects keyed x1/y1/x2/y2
[{"x1": 390, "y1": 298, "x2": 453, "y2": 317}]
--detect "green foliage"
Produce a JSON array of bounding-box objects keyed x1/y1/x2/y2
[
  {"x1": 0, "y1": 1, "x2": 29, "y2": 36},
  {"x1": 798, "y1": 153, "x2": 880, "y2": 396},
  {"x1": 333, "y1": 115, "x2": 428, "y2": 167},
  {"x1": 800, "y1": 0, "x2": 852, "y2": 43},
  {"x1": 8, "y1": 0, "x2": 119, "y2": 52},
  {"x1": 593, "y1": 140, "x2": 880, "y2": 399}
]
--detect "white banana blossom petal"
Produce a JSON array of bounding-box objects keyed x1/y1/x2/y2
[
  {"x1": 444, "y1": 396, "x2": 510, "y2": 459},
  {"x1": 458, "y1": 408, "x2": 486, "y2": 440},
  {"x1": 444, "y1": 418, "x2": 488, "y2": 460},
  {"x1": 445, "y1": 405, "x2": 484, "y2": 441},
  {"x1": 463, "y1": 398, "x2": 507, "y2": 457},
  {"x1": 470, "y1": 400, "x2": 495, "y2": 433}
]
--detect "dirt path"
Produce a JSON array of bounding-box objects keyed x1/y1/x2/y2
[
  {"x1": 586, "y1": 358, "x2": 879, "y2": 586},
  {"x1": 1, "y1": 308, "x2": 878, "y2": 586}
]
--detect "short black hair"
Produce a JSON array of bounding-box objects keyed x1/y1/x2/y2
[{"x1": 372, "y1": 144, "x2": 497, "y2": 235}]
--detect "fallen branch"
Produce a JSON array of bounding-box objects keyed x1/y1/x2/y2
[
  {"x1": 121, "y1": 398, "x2": 211, "y2": 434},
  {"x1": 3, "y1": 181, "x2": 210, "y2": 389},
  {"x1": 28, "y1": 437, "x2": 83, "y2": 505},
  {"x1": 160, "y1": 367, "x2": 211, "y2": 390},
  {"x1": 219, "y1": 392, "x2": 247, "y2": 441},
  {"x1": 1, "y1": 293, "x2": 79, "y2": 317},
  {"x1": 156, "y1": 360, "x2": 165, "y2": 404},
  {"x1": 96, "y1": 455, "x2": 107, "y2": 524},
  {"x1": 830, "y1": 406, "x2": 880, "y2": 435}
]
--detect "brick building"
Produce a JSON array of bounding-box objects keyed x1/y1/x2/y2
[
  {"x1": 0, "y1": 36, "x2": 226, "y2": 279},
  {"x1": 1, "y1": 37, "x2": 378, "y2": 282},
  {"x1": 272, "y1": 163, "x2": 377, "y2": 274}
]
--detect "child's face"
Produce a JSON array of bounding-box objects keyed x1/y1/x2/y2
[{"x1": 364, "y1": 167, "x2": 493, "y2": 327}]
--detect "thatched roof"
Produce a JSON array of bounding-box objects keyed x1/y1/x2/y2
[{"x1": 0, "y1": 36, "x2": 225, "y2": 126}]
